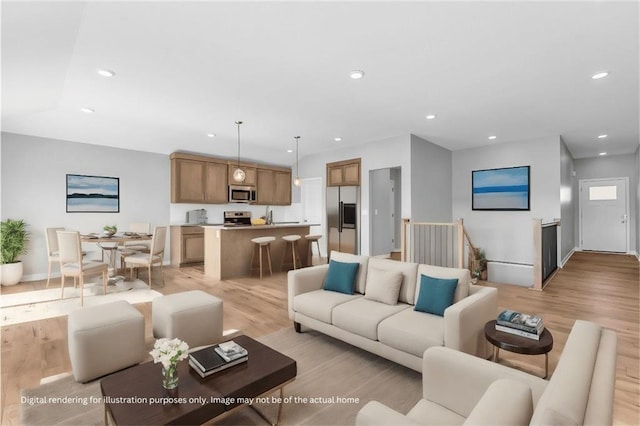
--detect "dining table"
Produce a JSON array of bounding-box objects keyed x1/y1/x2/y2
[{"x1": 80, "y1": 233, "x2": 152, "y2": 284}]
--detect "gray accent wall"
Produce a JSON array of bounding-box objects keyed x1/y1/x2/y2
[
  {"x1": 559, "y1": 137, "x2": 575, "y2": 263},
  {"x1": 574, "y1": 153, "x2": 638, "y2": 254},
  {"x1": 1, "y1": 132, "x2": 171, "y2": 280},
  {"x1": 410, "y1": 134, "x2": 452, "y2": 222}
]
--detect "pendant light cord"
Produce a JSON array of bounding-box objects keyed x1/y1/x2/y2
[{"x1": 236, "y1": 121, "x2": 242, "y2": 169}]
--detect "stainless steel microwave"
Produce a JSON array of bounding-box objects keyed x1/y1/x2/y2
[{"x1": 228, "y1": 185, "x2": 257, "y2": 203}]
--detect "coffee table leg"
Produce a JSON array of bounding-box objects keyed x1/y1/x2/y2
[
  {"x1": 250, "y1": 387, "x2": 285, "y2": 426},
  {"x1": 275, "y1": 387, "x2": 284, "y2": 425},
  {"x1": 493, "y1": 346, "x2": 499, "y2": 363},
  {"x1": 544, "y1": 353, "x2": 548, "y2": 379}
]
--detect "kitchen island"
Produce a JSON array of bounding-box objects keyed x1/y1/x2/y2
[{"x1": 203, "y1": 223, "x2": 314, "y2": 280}]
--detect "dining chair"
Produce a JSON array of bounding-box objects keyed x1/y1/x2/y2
[
  {"x1": 123, "y1": 226, "x2": 167, "y2": 288},
  {"x1": 119, "y1": 222, "x2": 152, "y2": 272},
  {"x1": 57, "y1": 230, "x2": 108, "y2": 307},
  {"x1": 45, "y1": 227, "x2": 65, "y2": 288}
]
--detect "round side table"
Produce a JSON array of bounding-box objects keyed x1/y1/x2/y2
[{"x1": 484, "y1": 319, "x2": 554, "y2": 379}]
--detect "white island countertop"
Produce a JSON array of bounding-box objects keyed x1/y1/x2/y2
[{"x1": 201, "y1": 222, "x2": 319, "y2": 230}]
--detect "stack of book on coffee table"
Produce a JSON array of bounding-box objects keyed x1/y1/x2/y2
[
  {"x1": 496, "y1": 309, "x2": 544, "y2": 340},
  {"x1": 189, "y1": 340, "x2": 248, "y2": 378}
]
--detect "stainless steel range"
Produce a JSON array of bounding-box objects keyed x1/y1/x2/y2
[{"x1": 223, "y1": 211, "x2": 252, "y2": 227}]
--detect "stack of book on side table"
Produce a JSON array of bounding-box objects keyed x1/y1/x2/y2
[
  {"x1": 496, "y1": 309, "x2": 544, "y2": 340},
  {"x1": 189, "y1": 340, "x2": 248, "y2": 378}
]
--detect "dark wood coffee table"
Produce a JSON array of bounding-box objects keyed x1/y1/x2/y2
[
  {"x1": 100, "y1": 335, "x2": 296, "y2": 425},
  {"x1": 484, "y1": 320, "x2": 553, "y2": 378}
]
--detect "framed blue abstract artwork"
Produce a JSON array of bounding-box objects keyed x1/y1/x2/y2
[
  {"x1": 472, "y1": 166, "x2": 530, "y2": 211},
  {"x1": 66, "y1": 174, "x2": 120, "y2": 213}
]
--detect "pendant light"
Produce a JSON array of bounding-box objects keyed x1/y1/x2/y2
[
  {"x1": 293, "y1": 136, "x2": 301, "y2": 186},
  {"x1": 232, "y1": 121, "x2": 246, "y2": 183}
]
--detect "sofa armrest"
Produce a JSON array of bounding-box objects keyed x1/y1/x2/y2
[
  {"x1": 287, "y1": 264, "x2": 329, "y2": 320},
  {"x1": 443, "y1": 286, "x2": 497, "y2": 358},
  {"x1": 356, "y1": 401, "x2": 423, "y2": 426},
  {"x1": 463, "y1": 379, "x2": 533, "y2": 425},
  {"x1": 422, "y1": 346, "x2": 547, "y2": 418}
]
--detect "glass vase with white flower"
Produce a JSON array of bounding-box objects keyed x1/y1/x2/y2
[{"x1": 149, "y1": 338, "x2": 189, "y2": 389}]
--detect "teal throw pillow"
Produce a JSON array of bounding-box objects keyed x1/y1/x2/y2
[
  {"x1": 414, "y1": 274, "x2": 459, "y2": 316},
  {"x1": 323, "y1": 260, "x2": 359, "y2": 295}
]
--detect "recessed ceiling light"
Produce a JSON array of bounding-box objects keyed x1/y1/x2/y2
[
  {"x1": 591, "y1": 71, "x2": 609, "y2": 80},
  {"x1": 597, "y1": 134, "x2": 608, "y2": 139},
  {"x1": 350, "y1": 70, "x2": 365, "y2": 79},
  {"x1": 80, "y1": 107, "x2": 95, "y2": 114},
  {"x1": 207, "y1": 133, "x2": 216, "y2": 138},
  {"x1": 287, "y1": 149, "x2": 293, "y2": 153},
  {"x1": 599, "y1": 152, "x2": 607, "y2": 156},
  {"x1": 488, "y1": 135, "x2": 497, "y2": 140},
  {"x1": 97, "y1": 68, "x2": 115, "y2": 78},
  {"x1": 425, "y1": 114, "x2": 437, "y2": 120},
  {"x1": 334, "y1": 137, "x2": 342, "y2": 142}
]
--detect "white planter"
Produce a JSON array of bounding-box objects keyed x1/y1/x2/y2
[{"x1": 1, "y1": 261, "x2": 23, "y2": 286}]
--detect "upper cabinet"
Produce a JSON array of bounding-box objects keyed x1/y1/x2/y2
[
  {"x1": 327, "y1": 158, "x2": 361, "y2": 186},
  {"x1": 171, "y1": 153, "x2": 228, "y2": 204},
  {"x1": 227, "y1": 161, "x2": 258, "y2": 187},
  {"x1": 170, "y1": 152, "x2": 291, "y2": 205},
  {"x1": 256, "y1": 167, "x2": 291, "y2": 205}
]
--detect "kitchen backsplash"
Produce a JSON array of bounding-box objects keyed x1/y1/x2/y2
[{"x1": 169, "y1": 203, "x2": 303, "y2": 225}]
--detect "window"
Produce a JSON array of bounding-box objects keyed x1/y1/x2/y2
[{"x1": 589, "y1": 185, "x2": 617, "y2": 201}]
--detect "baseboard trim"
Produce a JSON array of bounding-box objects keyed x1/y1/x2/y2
[{"x1": 560, "y1": 249, "x2": 576, "y2": 267}]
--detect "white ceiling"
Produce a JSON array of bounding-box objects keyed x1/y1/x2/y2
[{"x1": 2, "y1": 1, "x2": 638, "y2": 165}]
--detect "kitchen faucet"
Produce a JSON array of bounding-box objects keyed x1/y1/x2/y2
[{"x1": 265, "y1": 205, "x2": 273, "y2": 225}]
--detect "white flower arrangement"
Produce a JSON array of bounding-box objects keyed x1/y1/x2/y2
[{"x1": 150, "y1": 337, "x2": 189, "y2": 369}]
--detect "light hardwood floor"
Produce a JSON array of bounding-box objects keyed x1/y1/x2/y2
[{"x1": 1, "y1": 251, "x2": 638, "y2": 425}]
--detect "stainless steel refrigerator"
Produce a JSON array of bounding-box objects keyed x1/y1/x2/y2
[{"x1": 327, "y1": 186, "x2": 360, "y2": 256}]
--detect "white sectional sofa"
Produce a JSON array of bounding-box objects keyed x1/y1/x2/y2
[
  {"x1": 287, "y1": 251, "x2": 498, "y2": 372},
  {"x1": 356, "y1": 319, "x2": 617, "y2": 426}
]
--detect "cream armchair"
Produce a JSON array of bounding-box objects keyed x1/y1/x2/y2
[{"x1": 356, "y1": 320, "x2": 617, "y2": 426}]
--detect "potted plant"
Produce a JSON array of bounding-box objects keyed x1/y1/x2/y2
[
  {"x1": 1, "y1": 219, "x2": 30, "y2": 285},
  {"x1": 471, "y1": 247, "x2": 488, "y2": 281}
]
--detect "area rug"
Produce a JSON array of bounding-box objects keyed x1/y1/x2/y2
[
  {"x1": 20, "y1": 328, "x2": 422, "y2": 425},
  {"x1": 1, "y1": 280, "x2": 161, "y2": 326}
]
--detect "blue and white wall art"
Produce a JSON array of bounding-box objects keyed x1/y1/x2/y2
[{"x1": 472, "y1": 166, "x2": 530, "y2": 211}]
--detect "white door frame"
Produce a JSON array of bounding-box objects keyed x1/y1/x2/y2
[{"x1": 578, "y1": 177, "x2": 629, "y2": 253}]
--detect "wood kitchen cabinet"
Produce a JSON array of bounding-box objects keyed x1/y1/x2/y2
[
  {"x1": 327, "y1": 158, "x2": 361, "y2": 186},
  {"x1": 170, "y1": 226, "x2": 205, "y2": 266},
  {"x1": 227, "y1": 161, "x2": 257, "y2": 186},
  {"x1": 170, "y1": 153, "x2": 228, "y2": 203},
  {"x1": 256, "y1": 167, "x2": 291, "y2": 205}
]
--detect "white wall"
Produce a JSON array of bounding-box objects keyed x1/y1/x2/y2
[
  {"x1": 573, "y1": 153, "x2": 638, "y2": 254},
  {"x1": 1, "y1": 132, "x2": 170, "y2": 280},
  {"x1": 298, "y1": 134, "x2": 412, "y2": 256},
  {"x1": 559, "y1": 138, "x2": 575, "y2": 264},
  {"x1": 637, "y1": 146, "x2": 640, "y2": 257},
  {"x1": 410, "y1": 134, "x2": 452, "y2": 222},
  {"x1": 452, "y1": 135, "x2": 562, "y2": 286}
]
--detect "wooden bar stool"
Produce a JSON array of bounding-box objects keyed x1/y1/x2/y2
[
  {"x1": 250, "y1": 236, "x2": 275, "y2": 279},
  {"x1": 281, "y1": 235, "x2": 302, "y2": 271},
  {"x1": 305, "y1": 234, "x2": 323, "y2": 266}
]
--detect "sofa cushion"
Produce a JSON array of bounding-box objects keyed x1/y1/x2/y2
[
  {"x1": 364, "y1": 268, "x2": 403, "y2": 305},
  {"x1": 330, "y1": 251, "x2": 369, "y2": 294},
  {"x1": 377, "y1": 308, "x2": 444, "y2": 357},
  {"x1": 463, "y1": 378, "x2": 533, "y2": 425},
  {"x1": 294, "y1": 289, "x2": 361, "y2": 324},
  {"x1": 414, "y1": 274, "x2": 459, "y2": 316},
  {"x1": 416, "y1": 264, "x2": 470, "y2": 304},
  {"x1": 332, "y1": 298, "x2": 411, "y2": 340},
  {"x1": 367, "y1": 257, "x2": 419, "y2": 304},
  {"x1": 323, "y1": 260, "x2": 360, "y2": 294}
]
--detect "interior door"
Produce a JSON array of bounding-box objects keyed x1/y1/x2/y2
[{"x1": 579, "y1": 178, "x2": 628, "y2": 252}]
